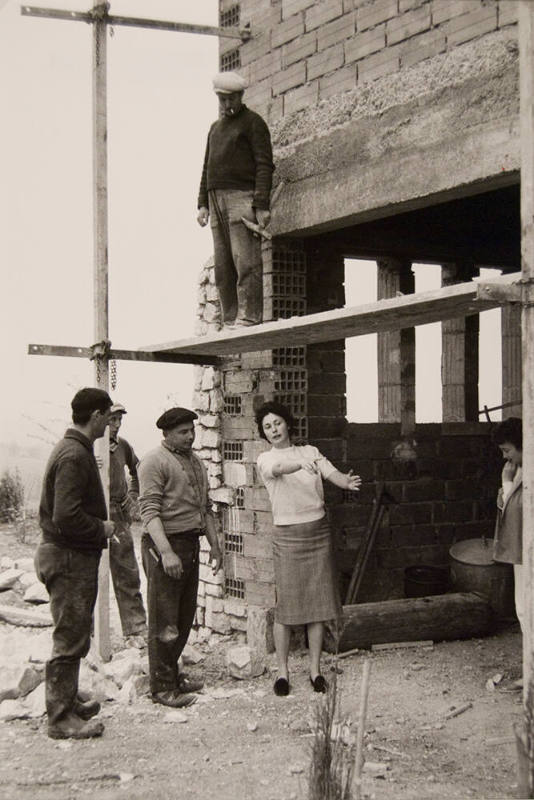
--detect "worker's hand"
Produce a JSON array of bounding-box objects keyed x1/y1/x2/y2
[
  {"x1": 299, "y1": 457, "x2": 320, "y2": 475},
  {"x1": 197, "y1": 206, "x2": 209, "y2": 227},
  {"x1": 210, "y1": 545, "x2": 223, "y2": 575},
  {"x1": 103, "y1": 520, "x2": 116, "y2": 539},
  {"x1": 255, "y1": 208, "x2": 271, "y2": 229},
  {"x1": 95, "y1": 455, "x2": 103, "y2": 469},
  {"x1": 502, "y1": 461, "x2": 516, "y2": 483},
  {"x1": 345, "y1": 470, "x2": 362, "y2": 492},
  {"x1": 161, "y1": 551, "x2": 183, "y2": 580}
]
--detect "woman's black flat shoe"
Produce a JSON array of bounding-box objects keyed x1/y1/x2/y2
[
  {"x1": 273, "y1": 677, "x2": 290, "y2": 696},
  {"x1": 310, "y1": 675, "x2": 327, "y2": 693}
]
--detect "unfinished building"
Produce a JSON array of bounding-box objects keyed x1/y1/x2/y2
[{"x1": 186, "y1": 0, "x2": 521, "y2": 646}]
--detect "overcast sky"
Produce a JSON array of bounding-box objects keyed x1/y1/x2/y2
[
  {"x1": 1, "y1": 0, "x2": 219, "y2": 456},
  {"x1": 1, "y1": 0, "x2": 503, "y2": 473}
]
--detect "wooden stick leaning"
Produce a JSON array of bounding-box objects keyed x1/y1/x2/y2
[
  {"x1": 353, "y1": 659, "x2": 372, "y2": 800},
  {"x1": 345, "y1": 484, "x2": 385, "y2": 605}
]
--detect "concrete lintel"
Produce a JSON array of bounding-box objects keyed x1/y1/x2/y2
[
  {"x1": 270, "y1": 28, "x2": 519, "y2": 238},
  {"x1": 272, "y1": 127, "x2": 519, "y2": 237}
]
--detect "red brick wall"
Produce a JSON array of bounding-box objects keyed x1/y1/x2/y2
[{"x1": 219, "y1": 0, "x2": 516, "y2": 123}]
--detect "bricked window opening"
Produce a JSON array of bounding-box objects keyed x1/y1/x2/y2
[
  {"x1": 272, "y1": 347, "x2": 306, "y2": 368},
  {"x1": 274, "y1": 369, "x2": 307, "y2": 393},
  {"x1": 220, "y1": 48, "x2": 241, "y2": 72},
  {"x1": 235, "y1": 487, "x2": 245, "y2": 508},
  {"x1": 220, "y1": 4, "x2": 240, "y2": 27},
  {"x1": 224, "y1": 395, "x2": 242, "y2": 416},
  {"x1": 345, "y1": 258, "x2": 378, "y2": 422},
  {"x1": 225, "y1": 577, "x2": 245, "y2": 599},
  {"x1": 223, "y1": 441, "x2": 243, "y2": 461}
]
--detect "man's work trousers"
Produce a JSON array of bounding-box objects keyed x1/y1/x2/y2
[
  {"x1": 141, "y1": 532, "x2": 200, "y2": 695},
  {"x1": 35, "y1": 543, "x2": 100, "y2": 721},
  {"x1": 110, "y1": 505, "x2": 147, "y2": 637},
  {"x1": 208, "y1": 188, "x2": 263, "y2": 325}
]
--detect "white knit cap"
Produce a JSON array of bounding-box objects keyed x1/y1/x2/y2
[{"x1": 212, "y1": 71, "x2": 247, "y2": 94}]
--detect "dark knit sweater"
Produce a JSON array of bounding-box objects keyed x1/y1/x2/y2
[
  {"x1": 197, "y1": 105, "x2": 274, "y2": 210},
  {"x1": 39, "y1": 429, "x2": 108, "y2": 552},
  {"x1": 110, "y1": 436, "x2": 139, "y2": 505}
]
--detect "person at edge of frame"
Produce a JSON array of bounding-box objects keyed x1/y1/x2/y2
[
  {"x1": 493, "y1": 416, "x2": 524, "y2": 633},
  {"x1": 138, "y1": 407, "x2": 223, "y2": 708},
  {"x1": 35, "y1": 387, "x2": 116, "y2": 739},
  {"x1": 197, "y1": 70, "x2": 274, "y2": 329},
  {"x1": 106, "y1": 402, "x2": 147, "y2": 647}
]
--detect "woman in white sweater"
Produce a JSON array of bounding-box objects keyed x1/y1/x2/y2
[{"x1": 256, "y1": 402, "x2": 361, "y2": 696}]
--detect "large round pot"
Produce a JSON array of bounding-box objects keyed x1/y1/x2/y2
[{"x1": 449, "y1": 537, "x2": 515, "y2": 619}]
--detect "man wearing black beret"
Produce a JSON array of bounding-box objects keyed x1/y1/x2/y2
[{"x1": 138, "y1": 407, "x2": 222, "y2": 707}]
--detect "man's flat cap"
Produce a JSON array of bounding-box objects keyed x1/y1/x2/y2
[
  {"x1": 156, "y1": 407, "x2": 198, "y2": 430},
  {"x1": 110, "y1": 403, "x2": 127, "y2": 415},
  {"x1": 212, "y1": 71, "x2": 247, "y2": 94}
]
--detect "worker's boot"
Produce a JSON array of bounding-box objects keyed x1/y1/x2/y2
[
  {"x1": 74, "y1": 688, "x2": 101, "y2": 721},
  {"x1": 46, "y1": 661, "x2": 104, "y2": 739},
  {"x1": 152, "y1": 690, "x2": 197, "y2": 708},
  {"x1": 177, "y1": 673, "x2": 204, "y2": 693}
]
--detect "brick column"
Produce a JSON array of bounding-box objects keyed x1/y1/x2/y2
[
  {"x1": 441, "y1": 262, "x2": 479, "y2": 422},
  {"x1": 377, "y1": 258, "x2": 415, "y2": 434},
  {"x1": 305, "y1": 243, "x2": 347, "y2": 462},
  {"x1": 501, "y1": 302, "x2": 522, "y2": 417}
]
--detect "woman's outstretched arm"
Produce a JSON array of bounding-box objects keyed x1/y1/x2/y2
[{"x1": 326, "y1": 469, "x2": 362, "y2": 491}]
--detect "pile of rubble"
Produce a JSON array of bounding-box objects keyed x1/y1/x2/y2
[
  {"x1": 0, "y1": 626, "x2": 153, "y2": 723},
  {"x1": 0, "y1": 556, "x2": 49, "y2": 610},
  {"x1": 0, "y1": 557, "x2": 269, "y2": 727},
  {"x1": 0, "y1": 632, "x2": 267, "y2": 723}
]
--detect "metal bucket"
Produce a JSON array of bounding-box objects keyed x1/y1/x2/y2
[
  {"x1": 404, "y1": 565, "x2": 449, "y2": 598},
  {"x1": 448, "y1": 537, "x2": 515, "y2": 619}
]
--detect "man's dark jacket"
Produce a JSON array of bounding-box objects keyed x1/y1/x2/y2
[
  {"x1": 39, "y1": 429, "x2": 108, "y2": 552},
  {"x1": 197, "y1": 105, "x2": 274, "y2": 211}
]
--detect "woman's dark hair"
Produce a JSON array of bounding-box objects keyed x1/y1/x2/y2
[
  {"x1": 493, "y1": 416, "x2": 522, "y2": 451},
  {"x1": 255, "y1": 401, "x2": 296, "y2": 441}
]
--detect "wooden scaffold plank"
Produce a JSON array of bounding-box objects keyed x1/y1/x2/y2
[{"x1": 142, "y1": 272, "x2": 522, "y2": 358}]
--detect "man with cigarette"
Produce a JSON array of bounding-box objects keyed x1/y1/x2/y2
[
  {"x1": 138, "y1": 407, "x2": 222, "y2": 708},
  {"x1": 197, "y1": 71, "x2": 274, "y2": 328}
]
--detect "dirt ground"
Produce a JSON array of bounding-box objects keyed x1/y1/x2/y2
[{"x1": 0, "y1": 521, "x2": 525, "y2": 800}]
